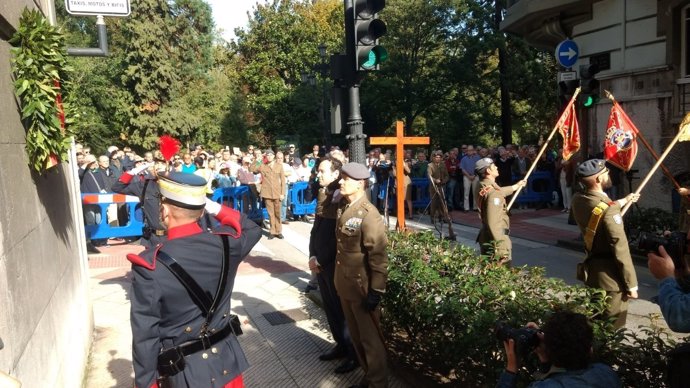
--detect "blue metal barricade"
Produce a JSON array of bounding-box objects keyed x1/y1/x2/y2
[
  {"x1": 82, "y1": 193, "x2": 144, "y2": 240},
  {"x1": 411, "y1": 177, "x2": 431, "y2": 210},
  {"x1": 212, "y1": 185, "x2": 265, "y2": 222},
  {"x1": 513, "y1": 171, "x2": 555, "y2": 205},
  {"x1": 290, "y1": 181, "x2": 317, "y2": 217}
]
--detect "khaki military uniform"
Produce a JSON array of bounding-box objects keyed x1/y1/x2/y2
[
  {"x1": 476, "y1": 178, "x2": 514, "y2": 260},
  {"x1": 571, "y1": 190, "x2": 638, "y2": 328},
  {"x1": 252, "y1": 161, "x2": 285, "y2": 235},
  {"x1": 427, "y1": 162, "x2": 449, "y2": 221},
  {"x1": 334, "y1": 196, "x2": 388, "y2": 388}
]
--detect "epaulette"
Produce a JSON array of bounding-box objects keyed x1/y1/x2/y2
[
  {"x1": 126, "y1": 245, "x2": 161, "y2": 270},
  {"x1": 479, "y1": 185, "x2": 495, "y2": 197}
]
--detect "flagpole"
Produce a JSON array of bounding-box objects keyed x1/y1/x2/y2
[
  {"x1": 604, "y1": 90, "x2": 681, "y2": 190},
  {"x1": 506, "y1": 87, "x2": 581, "y2": 212},
  {"x1": 621, "y1": 112, "x2": 690, "y2": 216}
]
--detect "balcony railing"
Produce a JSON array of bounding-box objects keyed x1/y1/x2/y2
[{"x1": 679, "y1": 78, "x2": 690, "y2": 115}]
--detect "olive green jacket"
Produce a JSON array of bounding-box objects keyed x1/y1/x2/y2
[
  {"x1": 334, "y1": 196, "x2": 388, "y2": 301},
  {"x1": 571, "y1": 190, "x2": 638, "y2": 292},
  {"x1": 476, "y1": 178, "x2": 514, "y2": 258}
]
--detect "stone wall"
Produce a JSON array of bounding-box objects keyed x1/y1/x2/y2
[{"x1": 0, "y1": 0, "x2": 93, "y2": 386}]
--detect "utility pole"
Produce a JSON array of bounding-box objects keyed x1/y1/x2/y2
[{"x1": 344, "y1": 0, "x2": 366, "y2": 164}]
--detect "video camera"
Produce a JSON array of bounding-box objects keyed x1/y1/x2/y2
[
  {"x1": 639, "y1": 231, "x2": 690, "y2": 291},
  {"x1": 638, "y1": 231, "x2": 688, "y2": 272},
  {"x1": 495, "y1": 321, "x2": 540, "y2": 361}
]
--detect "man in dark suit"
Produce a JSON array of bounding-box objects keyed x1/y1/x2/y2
[
  {"x1": 308, "y1": 156, "x2": 359, "y2": 374},
  {"x1": 571, "y1": 159, "x2": 640, "y2": 328},
  {"x1": 128, "y1": 172, "x2": 261, "y2": 388}
]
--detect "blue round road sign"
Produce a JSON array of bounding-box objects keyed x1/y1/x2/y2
[{"x1": 555, "y1": 40, "x2": 579, "y2": 68}]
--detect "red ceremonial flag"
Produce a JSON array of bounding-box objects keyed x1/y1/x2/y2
[
  {"x1": 604, "y1": 102, "x2": 639, "y2": 171},
  {"x1": 557, "y1": 102, "x2": 580, "y2": 161}
]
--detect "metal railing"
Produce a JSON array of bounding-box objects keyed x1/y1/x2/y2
[{"x1": 678, "y1": 78, "x2": 690, "y2": 115}]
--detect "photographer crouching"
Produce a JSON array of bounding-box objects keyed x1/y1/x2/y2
[{"x1": 496, "y1": 311, "x2": 621, "y2": 388}]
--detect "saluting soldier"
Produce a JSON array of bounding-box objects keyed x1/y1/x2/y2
[
  {"x1": 335, "y1": 162, "x2": 389, "y2": 388},
  {"x1": 308, "y1": 156, "x2": 359, "y2": 374},
  {"x1": 128, "y1": 172, "x2": 261, "y2": 388},
  {"x1": 474, "y1": 158, "x2": 526, "y2": 264},
  {"x1": 251, "y1": 149, "x2": 286, "y2": 239},
  {"x1": 111, "y1": 157, "x2": 168, "y2": 247},
  {"x1": 571, "y1": 159, "x2": 640, "y2": 329},
  {"x1": 427, "y1": 150, "x2": 450, "y2": 222}
]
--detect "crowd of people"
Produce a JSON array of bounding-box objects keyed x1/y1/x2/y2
[{"x1": 76, "y1": 138, "x2": 690, "y2": 387}]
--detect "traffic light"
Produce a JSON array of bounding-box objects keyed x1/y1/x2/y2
[
  {"x1": 352, "y1": 0, "x2": 388, "y2": 71},
  {"x1": 579, "y1": 64, "x2": 600, "y2": 107},
  {"x1": 558, "y1": 79, "x2": 579, "y2": 107}
]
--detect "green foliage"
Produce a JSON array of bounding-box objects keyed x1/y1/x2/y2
[
  {"x1": 233, "y1": 0, "x2": 342, "y2": 148},
  {"x1": 59, "y1": 0, "x2": 236, "y2": 152},
  {"x1": 625, "y1": 206, "x2": 678, "y2": 235},
  {"x1": 10, "y1": 8, "x2": 74, "y2": 173},
  {"x1": 384, "y1": 230, "x2": 681, "y2": 386}
]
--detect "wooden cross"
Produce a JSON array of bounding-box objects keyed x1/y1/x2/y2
[{"x1": 369, "y1": 121, "x2": 430, "y2": 230}]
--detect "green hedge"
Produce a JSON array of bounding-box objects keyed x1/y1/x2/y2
[{"x1": 382, "y1": 231, "x2": 682, "y2": 387}]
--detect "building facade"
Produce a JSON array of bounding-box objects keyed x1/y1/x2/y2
[
  {"x1": 0, "y1": 1, "x2": 93, "y2": 386},
  {"x1": 502, "y1": 0, "x2": 690, "y2": 210}
]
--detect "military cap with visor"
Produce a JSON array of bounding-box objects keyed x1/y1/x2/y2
[{"x1": 158, "y1": 172, "x2": 207, "y2": 210}]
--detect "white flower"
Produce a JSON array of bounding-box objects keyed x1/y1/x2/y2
[{"x1": 509, "y1": 290, "x2": 516, "y2": 300}]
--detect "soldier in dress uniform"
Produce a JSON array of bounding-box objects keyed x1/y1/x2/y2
[
  {"x1": 335, "y1": 162, "x2": 389, "y2": 388},
  {"x1": 251, "y1": 149, "x2": 286, "y2": 239},
  {"x1": 112, "y1": 158, "x2": 169, "y2": 247},
  {"x1": 427, "y1": 150, "x2": 450, "y2": 222},
  {"x1": 474, "y1": 158, "x2": 526, "y2": 263},
  {"x1": 128, "y1": 172, "x2": 261, "y2": 388},
  {"x1": 571, "y1": 159, "x2": 640, "y2": 328},
  {"x1": 308, "y1": 156, "x2": 359, "y2": 374}
]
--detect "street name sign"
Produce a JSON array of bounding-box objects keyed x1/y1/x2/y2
[
  {"x1": 558, "y1": 71, "x2": 577, "y2": 81},
  {"x1": 555, "y1": 39, "x2": 579, "y2": 68},
  {"x1": 65, "y1": 0, "x2": 131, "y2": 17}
]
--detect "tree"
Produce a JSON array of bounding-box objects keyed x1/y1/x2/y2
[{"x1": 232, "y1": 0, "x2": 342, "y2": 148}]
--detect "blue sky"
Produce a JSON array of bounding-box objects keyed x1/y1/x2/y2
[{"x1": 207, "y1": 0, "x2": 258, "y2": 42}]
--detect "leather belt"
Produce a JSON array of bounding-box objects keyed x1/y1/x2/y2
[{"x1": 175, "y1": 323, "x2": 234, "y2": 357}]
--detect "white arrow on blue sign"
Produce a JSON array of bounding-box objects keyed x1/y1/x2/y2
[{"x1": 555, "y1": 39, "x2": 579, "y2": 68}]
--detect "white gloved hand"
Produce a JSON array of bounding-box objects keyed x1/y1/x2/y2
[
  {"x1": 205, "y1": 198, "x2": 221, "y2": 216},
  {"x1": 128, "y1": 163, "x2": 150, "y2": 176}
]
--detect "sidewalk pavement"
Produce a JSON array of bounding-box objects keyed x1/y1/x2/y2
[{"x1": 84, "y1": 219, "x2": 410, "y2": 388}]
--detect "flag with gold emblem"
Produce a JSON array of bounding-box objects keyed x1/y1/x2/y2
[{"x1": 604, "y1": 102, "x2": 639, "y2": 171}]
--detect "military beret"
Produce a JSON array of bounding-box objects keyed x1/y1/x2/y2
[
  {"x1": 577, "y1": 158, "x2": 607, "y2": 177},
  {"x1": 341, "y1": 162, "x2": 370, "y2": 180},
  {"x1": 158, "y1": 172, "x2": 207, "y2": 209},
  {"x1": 265, "y1": 149, "x2": 275, "y2": 155},
  {"x1": 474, "y1": 157, "x2": 494, "y2": 174}
]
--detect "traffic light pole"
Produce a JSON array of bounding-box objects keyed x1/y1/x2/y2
[
  {"x1": 347, "y1": 83, "x2": 367, "y2": 164},
  {"x1": 344, "y1": 0, "x2": 366, "y2": 164}
]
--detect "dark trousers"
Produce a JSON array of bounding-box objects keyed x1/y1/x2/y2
[{"x1": 317, "y1": 261, "x2": 356, "y2": 361}]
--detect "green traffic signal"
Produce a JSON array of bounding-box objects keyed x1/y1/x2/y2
[
  {"x1": 583, "y1": 95, "x2": 594, "y2": 107},
  {"x1": 361, "y1": 46, "x2": 388, "y2": 69}
]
